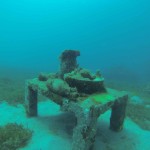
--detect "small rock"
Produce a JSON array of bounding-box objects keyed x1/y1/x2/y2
[{"x1": 38, "y1": 73, "x2": 48, "y2": 81}]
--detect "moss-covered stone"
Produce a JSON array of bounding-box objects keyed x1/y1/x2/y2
[
  {"x1": 88, "y1": 93, "x2": 115, "y2": 104},
  {"x1": 46, "y1": 78, "x2": 79, "y2": 101},
  {"x1": 38, "y1": 73, "x2": 49, "y2": 81},
  {"x1": 59, "y1": 50, "x2": 80, "y2": 78}
]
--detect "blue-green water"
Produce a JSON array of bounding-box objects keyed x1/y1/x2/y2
[
  {"x1": 0, "y1": 0, "x2": 150, "y2": 81},
  {"x1": 0, "y1": 1, "x2": 150, "y2": 150}
]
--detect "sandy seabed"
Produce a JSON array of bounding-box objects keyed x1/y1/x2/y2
[{"x1": 0, "y1": 100, "x2": 150, "y2": 150}]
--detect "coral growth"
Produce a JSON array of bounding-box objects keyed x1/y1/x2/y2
[
  {"x1": 0, "y1": 123, "x2": 32, "y2": 150},
  {"x1": 64, "y1": 68, "x2": 106, "y2": 94},
  {"x1": 59, "y1": 50, "x2": 80, "y2": 78},
  {"x1": 46, "y1": 78, "x2": 78, "y2": 100}
]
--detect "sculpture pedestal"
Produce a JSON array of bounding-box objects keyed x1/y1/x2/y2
[{"x1": 25, "y1": 78, "x2": 128, "y2": 150}]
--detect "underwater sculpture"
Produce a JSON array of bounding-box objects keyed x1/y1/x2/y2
[{"x1": 25, "y1": 50, "x2": 128, "y2": 150}]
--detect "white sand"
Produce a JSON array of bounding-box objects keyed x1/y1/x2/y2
[{"x1": 0, "y1": 100, "x2": 150, "y2": 150}]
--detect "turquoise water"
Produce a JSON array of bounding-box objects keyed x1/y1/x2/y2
[
  {"x1": 0, "y1": 0, "x2": 150, "y2": 80},
  {"x1": 0, "y1": 1, "x2": 150, "y2": 150}
]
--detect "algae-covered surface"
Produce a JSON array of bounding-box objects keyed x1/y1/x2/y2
[
  {"x1": 80, "y1": 88, "x2": 125, "y2": 109},
  {"x1": 79, "y1": 92, "x2": 115, "y2": 109},
  {"x1": 88, "y1": 92, "x2": 115, "y2": 104}
]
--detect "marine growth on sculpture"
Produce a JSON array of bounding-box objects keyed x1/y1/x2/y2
[{"x1": 25, "y1": 50, "x2": 128, "y2": 150}]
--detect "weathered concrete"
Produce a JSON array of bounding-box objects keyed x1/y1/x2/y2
[
  {"x1": 25, "y1": 50, "x2": 128, "y2": 150},
  {"x1": 25, "y1": 78, "x2": 128, "y2": 149},
  {"x1": 64, "y1": 68, "x2": 106, "y2": 94},
  {"x1": 110, "y1": 95, "x2": 128, "y2": 131},
  {"x1": 59, "y1": 50, "x2": 80, "y2": 78},
  {"x1": 25, "y1": 82, "x2": 38, "y2": 117}
]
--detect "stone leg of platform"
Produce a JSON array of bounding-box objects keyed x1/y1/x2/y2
[
  {"x1": 72, "y1": 115, "x2": 97, "y2": 150},
  {"x1": 62, "y1": 101, "x2": 99, "y2": 150},
  {"x1": 25, "y1": 82, "x2": 38, "y2": 117},
  {"x1": 110, "y1": 95, "x2": 128, "y2": 131}
]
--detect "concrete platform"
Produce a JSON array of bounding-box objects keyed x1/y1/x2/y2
[{"x1": 25, "y1": 77, "x2": 128, "y2": 150}]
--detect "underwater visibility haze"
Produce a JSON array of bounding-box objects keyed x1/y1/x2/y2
[
  {"x1": 0, "y1": 0, "x2": 150, "y2": 150},
  {"x1": 0, "y1": 0, "x2": 150, "y2": 76}
]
